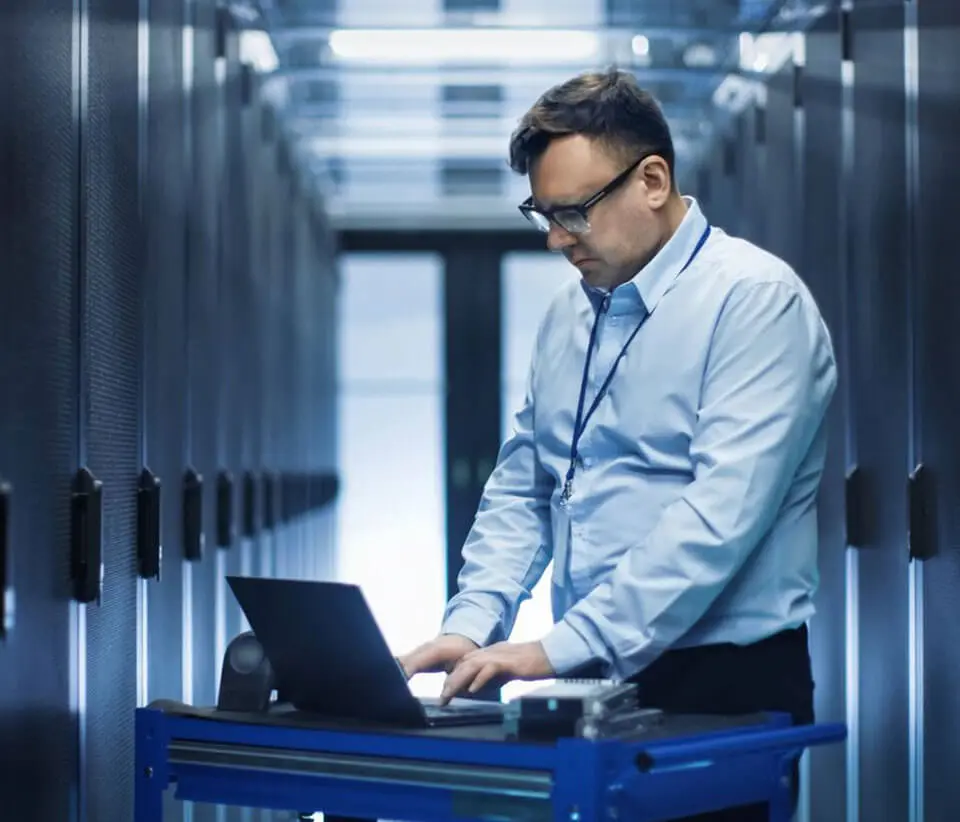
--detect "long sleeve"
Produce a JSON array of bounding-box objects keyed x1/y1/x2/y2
[
  {"x1": 440, "y1": 339, "x2": 555, "y2": 647},
  {"x1": 540, "y1": 279, "x2": 838, "y2": 677}
]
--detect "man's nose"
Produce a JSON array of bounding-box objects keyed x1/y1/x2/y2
[{"x1": 546, "y1": 223, "x2": 577, "y2": 252}]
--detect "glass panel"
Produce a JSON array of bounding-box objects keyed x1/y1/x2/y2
[
  {"x1": 501, "y1": 252, "x2": 579, "y2": 698},
  {"x1": 338, "y1": 253, "x2": 443, "y2": 385},
  {"x1": 502, "y1": 251, "x2": 580, "y2": 432},
  {"x1": 336, "y1": 252, "x2": 447, "y2": 697}
]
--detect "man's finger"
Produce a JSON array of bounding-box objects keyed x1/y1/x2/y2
[
  {"x1": 397, "y1": 651, "x2": 428, "y2": 678},
  {"x1": 467, "y1": 661, "x2": 499, "y2": 695},
  {"x1": 440, "y1": 658, "x2": 480, "y2": 704},
  {"x1": 401, "y1": 645, "x2": 446, "y2": 677}
]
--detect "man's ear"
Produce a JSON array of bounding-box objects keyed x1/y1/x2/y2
[{"x1": 640, "y1": 156, "x2": 673, "y2": 209}]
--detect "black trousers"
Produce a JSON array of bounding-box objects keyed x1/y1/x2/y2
[{"x1": 628, "y1": 624, "x2": 815, "y2": 821}]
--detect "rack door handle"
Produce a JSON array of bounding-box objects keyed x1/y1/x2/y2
[
  {"x1": 908, "y1": 463, "x2": 937, "y2": 562},
  {"x1": 845, "y1": 466, "x2": 869, "y2": 548},
  {"x1": 183, "y1": 468, "x2": 204, "y2": 561},
  {"x1": 137, "y1": 468, "x2": 162, "y2": 580},
  {"x1": 262, "y1": 471, "x2": 276, "y2": 530},
  {"x1": 217, "y1": 470, "x2": 235, "y2": 548},
  {"x1": 71, "y1": 467, "x2": 104, "y2": 604},
  {"x1": 1, "y1": 480, "x2": 12, "y2": 637},
  {"x1": 242, "y1": 470, "x2": 257, "y2": 538}
]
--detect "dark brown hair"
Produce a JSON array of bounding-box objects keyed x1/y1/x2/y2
[{"x1": 508, "y1": 68, "x2": 676, "y2": 183}]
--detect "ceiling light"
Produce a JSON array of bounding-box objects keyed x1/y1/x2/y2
[
  {"x1": 738, "y1": 32, "x2": 796, "y2": 74},
  {"x1": 305, "y1": 134, "x2": 508, "y2": 160},
  {"x1": 631, "y1": 35, "x2": 650, "y2": 57},
  {"x1": 327, "y1": 28, "x2": 600, "y2": 64},
  {"x1": 683, "y1": 43, "x2": 718, "y2": 68},
  {"x1": 240, "y1": 30, "x2": 278, "y2": 72}
]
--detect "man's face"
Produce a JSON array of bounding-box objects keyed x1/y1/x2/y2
[{"x1": 528, "y1": 134, "x2": 669, "y2": 291}]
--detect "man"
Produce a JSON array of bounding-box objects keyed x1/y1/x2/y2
[{"x1": 400, "y1": 69, "x2": 837, "y2": 821}]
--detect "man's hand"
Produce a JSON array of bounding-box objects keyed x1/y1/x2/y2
[
  {"x1": 398, "y1": 634, "x2": 479, "y2": 680},
  {"x1": 440, "y1": 641, "x2": 555, "y2": 704}
]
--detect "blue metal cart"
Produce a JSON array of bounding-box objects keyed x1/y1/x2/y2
[{"x1": 134, "y1": 702, "x2": 845, "y2": 821}]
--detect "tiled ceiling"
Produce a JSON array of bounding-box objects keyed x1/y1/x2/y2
[{"x1": 242, "y1": 0, "x2": 829, "y2": 229}]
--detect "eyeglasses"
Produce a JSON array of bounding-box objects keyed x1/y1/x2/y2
[{"x1": 518, "y1": 153, "x2": 653, "y2": 235}]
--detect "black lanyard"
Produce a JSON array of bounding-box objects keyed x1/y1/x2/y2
[{"x1": 561, "y1": 224, "x2": 712, "y2": 505}]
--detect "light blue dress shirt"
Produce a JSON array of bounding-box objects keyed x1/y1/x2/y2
[{"x1": 441, "y1": 197, "x2": 838, "y2": 681}]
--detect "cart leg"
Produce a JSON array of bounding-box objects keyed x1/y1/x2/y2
[
  {"x1": 135, "y1": 711, "x2": 167, "y2": 822},
  {"x1": 768, "y1": 771, "x2": 796, "y2": 822},
  {"x1": 135, "y1": 765, "x2": 164, "y2": 822}
]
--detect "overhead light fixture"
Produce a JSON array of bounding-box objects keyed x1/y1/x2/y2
[
  {"x1": 683, "y1": 42, "x2": 718, "y2": 68},
  {"x1": 631, "y1": 35, "x2": 650, "y2": 57},
  {"x1": 305, "y1": 134, "x2": 508, "y2": 160},
  {"x1": 240, "y1": 30, "x2": 278, "y2": 73},
  {"x1": 327, "y1": 28, "x2": 600, "y2": 64},
  {"x1": 738, "y1": 32, "x2": 798, "y2": 74}
]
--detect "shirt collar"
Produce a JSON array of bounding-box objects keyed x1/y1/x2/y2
[
  {"x1": 582, "y1": 196, "x2": 709, "y2": 316},
  {"x1": 628, "y1": 196, "x2": 709, "y2": 313}
]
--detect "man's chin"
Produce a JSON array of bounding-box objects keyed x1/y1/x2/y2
[{"x1": 578, "y1": 265, "x2": 613, "y2": 289}]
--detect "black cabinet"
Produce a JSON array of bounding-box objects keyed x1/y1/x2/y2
[
  {"x1": 848, "y1": 6, "x2": 911, "y2": 821},
  {"x1": 142, "y1": 0, "x2": 188, "y2": 715},
  {"x1": 737, "y1": 101, "x2": 768, "y2": 245},
  {"x1": 185, "y1": 0, "x2": 223, "y2": 718},
  {"x1": 0, "y1": 2, "x2": 338, "y2": 818},
  {"x1": 800, "y1": 14, "x2": 849, "y2": 822},
  {"x1": 81, "y1": 0, "x2": 144, "y2": 815},
  {"x1": 764, "y1": 59, "x2": 800, "y2": 269},
  {"x1": 0, "y1": 0, "x2": 81, "y2": 815},
  {"x1": 916, "y1": 1, "x2": 960, "y2": 818}
]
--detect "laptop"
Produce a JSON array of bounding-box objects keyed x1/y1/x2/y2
[{"x1": 225, "y1": 575, "x2": 505, "y2": 729}]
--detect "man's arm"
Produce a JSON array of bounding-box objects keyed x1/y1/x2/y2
[
  {"x1": 439, "y1": 361, "x2": 555, "y2": 647},
  {"x1": 540, "y1": 279, "x2": 838, "y2": 678}
]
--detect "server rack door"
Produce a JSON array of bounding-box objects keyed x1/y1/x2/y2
[
  {"x1": 294, "y1": 205, "x2": 315, "y2": 580},
  {"x1": 800, "y1": 15, "x2": 848, "y2": 822},
  {"x1": 259, "y1": 137, "x2": 284, "y2": 580},
  {"x1": 254, "y1": 113, "x2": 277, "y2": 582},
  {"x1": 298, "y1": 209, "x2": 314, "y2": 580},
  {"x1": 219, "y1": 22, "x2": 248, "y2": 643},
  {"x1": 709, "y1": 132, "x2": 740, "y2": 238},
  {"x1": 185, "y1": 0, "x2": 222, "y2": 725},
  {"x1": 211, "y1": 10, "x2": 240, "y2": 700},
  {"x1": 763, "y1": 59, "x2": 799, "y2": 270},
  {"x1": 274, "y1": 166, "x2": 297, "y2": 579},
  {"x1": 211, "y1": 27, "x2": 247, "y2": 822},
  {"x1": 143, "y1": 0, "x2": 187, "y2": 708},
  {"x1": 289, "y1": 196, "x2": 310, "y2": 578},
  {"x1": 272, "y1": 146, "x2": 290, "y2": 573},
  {"x1": 0, "y1": 0, "x2": 80, "y2": 814},
  {"x1": 82, "y1": 0, "x2": 148, "y2": 815},
  {"x1": 256, "y1": 123, "x2": 280, "y2": 581},
  {"x1": 320, "y1": 241, "x2": 341, "y2": 582},
  {"x1": 916, "y1": 1, "x2": 960, "y2": 818},
  {"x1": 240, "y1": 80, "x2": 265, "y2": 586},
  {"x1": 312, "y1": 224, "x2": 339, "y2": 584},
  {"x1": 737, "y1": 102, "x2": 768, "y2": 245},
  {"x1": 849, "y1": 5, "x2": 911, "y2": 821}
]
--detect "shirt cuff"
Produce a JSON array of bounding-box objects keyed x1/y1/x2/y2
[
  {"x1": 539, "y1": 618, "x2": 598, "y2": 676},
  {"x1": 440, "y1": 606, "x2": 502, "y2": 649}
]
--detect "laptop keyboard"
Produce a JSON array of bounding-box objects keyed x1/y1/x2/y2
[{"x1": 421, "y1": 697, "x2": 503, "y2": 716}]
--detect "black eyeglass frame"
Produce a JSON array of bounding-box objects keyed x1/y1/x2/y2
[{"x1": 518, "y1": 151, "x2": 657, "y2": 234}]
